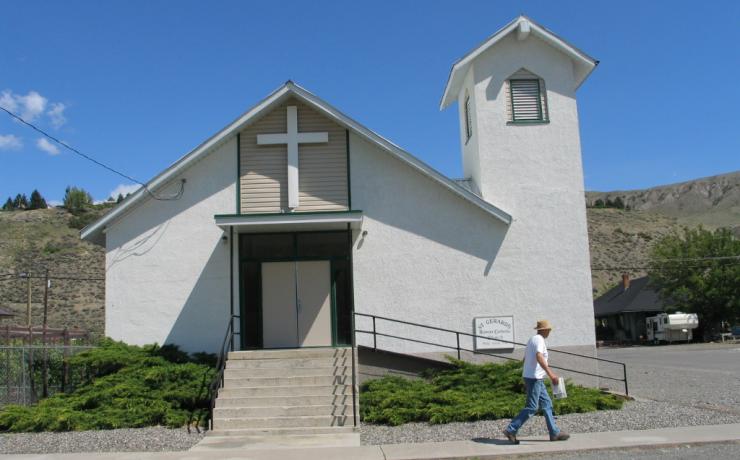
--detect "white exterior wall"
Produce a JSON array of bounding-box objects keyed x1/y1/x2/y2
[
  {"x1": 350, "y1": 132, "x2": 593, "y2": 353},
  {"x1": 463, "y1": 32, "x2": 595, "y2": 348},
  {"x1": 457, "y1": 68, "x2": 481, "y2": 188},
  {"x1": 105, "y1": 139, "x2": 237, "y2": 353}
]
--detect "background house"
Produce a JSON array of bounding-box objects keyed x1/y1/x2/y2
[{"x1": 594, "y1": 274, "x2": 671, "y2": 342}]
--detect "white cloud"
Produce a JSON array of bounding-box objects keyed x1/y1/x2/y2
[
  {"x1": 0, "y1": 90, "x2": 18, "y2": 113},
  {"x1": 0, "y1": 90, "x2": 47, "y2": 121},
  {"x1": 19, "y1": 91, "x2": 47, "y2": 121},
  {"x1": 0, "y1": 134, "x2": 23, "y2": 150},
  {"x1": 109, "y1": 183, "x2": 141, "y2": 200},
  {"x1": 47, "y1": 103, "x2": 67, "y2": 128},
  {"x1": 1, "y1": 90, "x2": 67, "y2": 127},
  {"x1": 36, "y1": 137, "x2": 60, "y2": 155},
  {"x1": 47, "y1": 200, "x2": 63, "y2": 207}
]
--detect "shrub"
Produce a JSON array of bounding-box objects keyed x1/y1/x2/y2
[
  {"x1": 360, "y1": 359, "x2": 623, "y2": 426},
  {"x1": 0, "y1": 340, "x2": 217, "y2": 432},
  {"x1": 62, "y1": 186, "x2": 93, "y2": 215}
]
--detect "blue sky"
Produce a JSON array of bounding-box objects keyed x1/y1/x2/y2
[{"x1": 1, "y1": 0, "x2": 739, "y2": 204}]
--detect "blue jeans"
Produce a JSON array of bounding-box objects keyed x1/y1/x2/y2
[{"x1": 505, "y1": 378, "x2": 560, "y2": 437}]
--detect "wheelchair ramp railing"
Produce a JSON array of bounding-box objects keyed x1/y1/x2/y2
[{"x1": 354, "y1": 312, "x2": 628, "y2": 396}]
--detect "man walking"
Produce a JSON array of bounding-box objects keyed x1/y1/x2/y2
[{"x1": 503, "y1": 319, "x2": 569, "y2": 444}]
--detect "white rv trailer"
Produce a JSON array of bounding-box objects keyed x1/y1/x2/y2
[{"x1": 646, "y1": 313, "x2": 699, "y2": 343}]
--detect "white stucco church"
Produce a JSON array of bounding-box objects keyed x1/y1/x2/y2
[{"x1": 82, "y1": 16, "x2": 598, "y2": 360}]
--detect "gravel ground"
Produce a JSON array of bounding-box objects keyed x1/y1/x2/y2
[
  {"x1": 3, "y1": 345, "x2": 738, "y2": 453},
  {"x1": 362, "y1": 344, "x2": 740, "y2": 445},
  {"x1": 0, "y1": 426, "x2": 204, "y2": 454},
  {"x1": 361, "y1": 399, "x2": 740, "y2": 444}
]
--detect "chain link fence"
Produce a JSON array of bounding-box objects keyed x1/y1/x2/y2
[{"x1": 1, "y1": 342, "x2": 95, "y2": 407}]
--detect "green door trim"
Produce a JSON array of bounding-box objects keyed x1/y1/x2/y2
[{"x1": 238, "y1": 230, "x2": 352, "y2": 350}]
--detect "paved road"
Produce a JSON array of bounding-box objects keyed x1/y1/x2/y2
[
  {"x1": 599, "y1": 343, "x2": 740, "y2": 375},
  {"x1": 597, "y1": 343, "x2": 740, "y2": 413},
  {"x1": 529, "y1": 441, "x2": 740, "y2": 460}
]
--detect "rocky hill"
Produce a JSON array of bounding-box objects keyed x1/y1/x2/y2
[
  {"x1": 0, "y1": 208, "x2": 106, "y2": 335},
  {"x1": 586, "y1": 170, "x2": 739, "y2": 295},
  {"x1": 0, "y1": 171, "x2": 737, "y2": 332},
  {"x1": 587, "y1": 171, "x2": 740, "y2": 233}
]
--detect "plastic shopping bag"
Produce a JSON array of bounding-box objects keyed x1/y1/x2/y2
[{"x1": 553, "y1": 377, "x2": 567, "y2": 399}]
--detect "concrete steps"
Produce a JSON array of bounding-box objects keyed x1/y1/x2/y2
[
  {"x1": 214, "y1": 404, "x2": 353, "y2": 418},
  {"x1": 224, "y1": 365, "x2": 351, "y2": 378},
  {"x1": 223, "y1": 374, "x2": 350, "y2": 388},
  {"x1": 215, "y1": 394, "x2": 352, "y2": 408},
  {"x1": 217, "y1": 383, "x2": 352, "y2": 398},
  {"x1": 205, "y1": 347, "x2": 359, "y2": 448},
  {"x1": 213, "y1": 415, "x2": 350, "y2": 430}
]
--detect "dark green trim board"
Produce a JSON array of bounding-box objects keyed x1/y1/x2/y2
[
  {"x1": 346, "y1": 223, "x2": 356, "y2": 347},
  {"x1": 507, "y1": 120, "x2": 550, "y2": 125},
  {"x1": 216, "y1": 210, "x2": 363, "y2": 219},
  {"x1": 229, "y1": 226, "x2": 234, "y2": 319},
  {"x1": 236, "y1": 133, "x2": 241, "y2": 214},
  {"x1": 346, "y1": 129, "x2": 351, "y2": 209},
  {"x1": 238, "y1": 230, "x2": 353, "y2": 349},
  {"x1": 330, "y1": 260, "x2": 338, "y2": 346}
]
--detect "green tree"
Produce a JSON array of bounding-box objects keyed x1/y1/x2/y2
[
  {"x1": 28, "y1": 189, "x2": 48, "y2": 210},
  {"x1": 2, "y1": 197, "x2": 13, "y2": 211},
  {"x1": 62, "y1": 186, "x2": 93, "y2": 214},
  {"x1": 13, "y1": 193, "x2": 28, "y2": 210},
  {"x1": 613, "y1": 196, "x2": 625, "y2": 209},
  {"x1": 593, "y1": 198, "x2": 605, "y2": 208},
  {"x1": 116, "y1": 193, "x2": 124, "y2": 203},
  {"x1": 649, "y1": 227, "x2": 740, "y2": 338}
]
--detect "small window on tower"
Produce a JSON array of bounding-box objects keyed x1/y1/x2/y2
[
  {"x1": 464, "y1": 93, "x2": 473, "y2": 141},
  {"x1": 506, "y1": 70, "x2": 549, "y2": 124}
]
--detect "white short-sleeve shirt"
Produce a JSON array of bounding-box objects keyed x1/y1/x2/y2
[{"x1": 523, "y1": 333, "x2": 548, "y2": 379}]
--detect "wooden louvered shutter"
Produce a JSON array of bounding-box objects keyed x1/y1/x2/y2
[{"x1": 510, "y1": 79, "x2": 544, "y2": 121}]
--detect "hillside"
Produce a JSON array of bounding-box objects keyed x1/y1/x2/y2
[
  {"x1": 587, "y1": 171, "x2": 740, "y2": 234},
  {"x1": 0, "y1": 171, "x2": 737, "y2": 331},
  {"x1": 586, "y1": 170, "x2": 739, "y2": 295},
  {"x1": 0, "y1": 208, "x2": 106, "y2": 335}
]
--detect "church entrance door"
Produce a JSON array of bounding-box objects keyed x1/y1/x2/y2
[{"x1": 261, "y1": 260, "x2": 332, "y2": 348}]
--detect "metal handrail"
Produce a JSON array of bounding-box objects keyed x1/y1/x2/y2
[
  {"x1": 355, "y1": 312, "x2": 629, "y2": 396},
  {"x1": 207, "y1": 314, "x2": 240, "y2": 428}
]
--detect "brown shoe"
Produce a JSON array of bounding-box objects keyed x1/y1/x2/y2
[
  {"x1": 550, "y1": 432, "x2": 570, "y2": 441},
  {"x1": 503, "y1": 429, "x2": 520, "y2": 444}
]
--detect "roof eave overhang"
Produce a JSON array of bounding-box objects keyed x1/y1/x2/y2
[
  {"x1": 82, "y1": 81, "x2": 512, "y2": 243},
  {"x1": 440, "y1": 15, "x2": 598, "y2": 110},
  {"x1": 80, "y1": 83, "x2": 303, "y2": 243}
]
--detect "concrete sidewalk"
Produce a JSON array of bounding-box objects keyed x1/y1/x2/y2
[{"x1": 3, "y1": 424, "x2": 739, "y2": 459}]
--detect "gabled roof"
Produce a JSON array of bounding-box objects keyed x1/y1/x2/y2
[
  {"x1": 593, "y1": 276, "x2": 672, "y2": 317},
  {"x1": 81, "y1": 82, "x2": 511, "y2": 243},
  {"x1": 440, "y1": 15, "x2": 598, "y2": 109}
]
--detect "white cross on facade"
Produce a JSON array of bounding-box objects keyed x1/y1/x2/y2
[{"x1": 257, "y1": 106, "x2": 328, "y2": 209}]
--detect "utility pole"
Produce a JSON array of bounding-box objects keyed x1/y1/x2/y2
[
  {"x1": 25, "y1": 272, "x2": 32, "y2": 328},
  {"x1": 43, "y1": 270, "x2": 49, "y2": 328},
  {"x1": 42, "y1": 269, "x2": 50, "y2": 398}
]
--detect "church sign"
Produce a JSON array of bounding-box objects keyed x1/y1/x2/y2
[{"x1": 473, "y1": 316, "x2": 514, "y2": 350}]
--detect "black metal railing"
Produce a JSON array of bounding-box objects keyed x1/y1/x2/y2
[
  {"x1": 208, "y1": 314, "x2": 240, "y2": 428},
  {"x1": 354, "y1": 312, "x2": 629, "y2": 396}
]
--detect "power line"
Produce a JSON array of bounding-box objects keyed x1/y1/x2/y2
[
  {"x1": 651, "y1": 255, "x2": 740, "y2": 263},
  {"x1": 0, "y1": 105, "x2": 184, "y2": 201},
  {"x1": 0, "y1": 273, "x2": 104, "y2": 281},
  {"x1": 592, "y1": 262, "x2": 740, "y2": 271}
]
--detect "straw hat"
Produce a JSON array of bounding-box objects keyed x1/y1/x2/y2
[{"x1": 534, "y1": 320, "x2": 553, "y2": 331}]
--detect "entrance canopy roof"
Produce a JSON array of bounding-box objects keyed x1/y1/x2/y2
[{"x1": 214, "y1": 210, "x2": 363, "y2": 233}]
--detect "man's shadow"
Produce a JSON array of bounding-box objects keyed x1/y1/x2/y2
[{"x1": 472, "y1": 437, "x2": 550, "y2": 444}]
